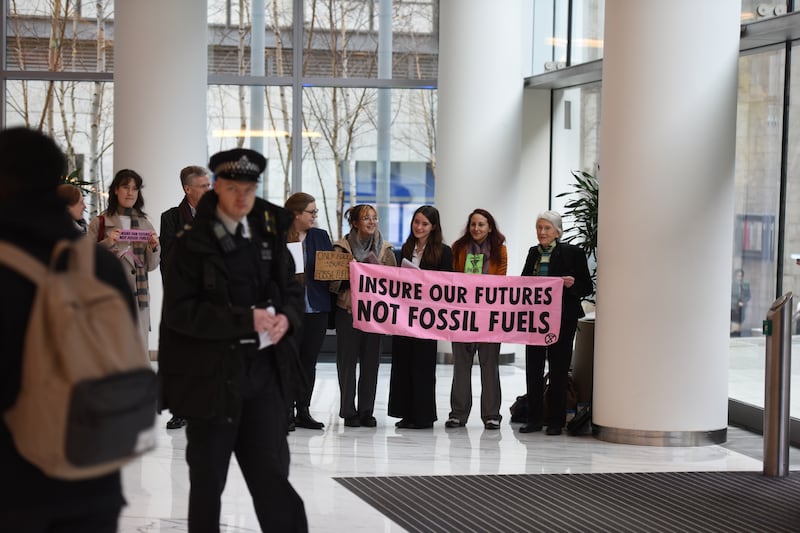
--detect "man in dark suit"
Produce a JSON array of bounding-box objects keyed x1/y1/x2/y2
[
  {"x1": 0, "y1": 127, "x2": 135, "y2": 532},
  {"x1": 159, "y1": 165, "x2": 210, "y2": 430},
  {"x1": 158, "y1": 148, "x2": 307, "y2": 532}
]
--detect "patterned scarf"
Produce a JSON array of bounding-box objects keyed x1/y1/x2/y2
[
  {"x1": 120, "y1": 207, "x2": 149, "y2": 311},
  {"x1": 535, "y1": 240, "x2": 557, "y2": 276},
  {"x1": 348, "y1": 228, "x2": 385, "y2": 263},
  {"x1": 465, "y1": 238, "x2": 491, "y2": 274}
]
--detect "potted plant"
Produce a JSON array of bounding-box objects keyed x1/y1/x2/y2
[
  {"x1": 555, "y1": 169, "x2": 598, "y2": 409},
  {"x1": 556, "y1": 169, "x2": 598, "y2": 303}
]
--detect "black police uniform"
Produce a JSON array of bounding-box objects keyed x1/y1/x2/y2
[{"x1": 158, "y1": 149, "x2": 307, "y2": 532}]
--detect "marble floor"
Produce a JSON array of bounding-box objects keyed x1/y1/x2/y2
[{"x1": 118, "y1": 354, "x2": 800, "y2": 533}]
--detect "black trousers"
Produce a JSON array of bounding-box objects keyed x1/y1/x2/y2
[
  {"x1": 388, "y1": 335, "x2": 438, "y2": 425},
  {"x1": 295, "y1": 312, "x2": 329, "y2": 408},
  {"x1": 525, "y1": 320, "x2": 578, "y2": 429},
  {"x1": 186, "y1": 352, "x2": 307, "y2": 533}
]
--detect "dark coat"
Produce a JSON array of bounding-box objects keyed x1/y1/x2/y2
[
  {"x1": 158, "y1": 191, "x2": 304, "y2": 422},
  {"x1": 520, "y1": 241, "x2": 593, "y2": 326},
  {"x1": 302, "y1": 227, "x2": 333, "y2": 312},
  {"x1": 159, "y1": 195, "x2": 194, "y2": 281},
  {"x1": 0, "y1": 195, "x2": 133, "y2": 515}
]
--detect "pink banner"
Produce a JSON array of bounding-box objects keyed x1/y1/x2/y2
[{"x1": 350, "y1": 262, "x2": 563, "y2": 345}]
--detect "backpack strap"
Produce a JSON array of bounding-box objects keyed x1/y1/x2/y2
[
  {"x1": 97, "y1": 215, "x2": 105, "y2": 242},
  {"x1": 50, "y1": 236, "x2": 96, "y2": 277},
  {"x1": 0, "y1": 242, "x2": 46, "y2": 286}
]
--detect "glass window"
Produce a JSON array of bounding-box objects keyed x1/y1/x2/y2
[
  {"x1": 531, "y1": 0, "x2": 568, "y2": 76},
  {"x1": 729, "y1": 48, "x2": 785, "y2": 409},
  {"x1": 303, "y1": 0, "x2": 437, "y2": 79},
  {"x1": 570, "y1": 0, "x2": 604, "y2": 65},
  {"x1": 208, "y1": 0, "x2": 294, "y2": 77},
  {"x1": 208, "y1": 84, "x2": 294, "y2": 206},
  {"x1": 5, "y1": 0, "x2": 114, "y2": 73},
  {"x1": 5, "y1": 79, "x2": 114, "y2": 217},
  {"x1": 301, "y1": 86, "x2": 436, "y2": 244},
  {"x1": 550, "y1": 83, "x2": 601, "y2": 211}
]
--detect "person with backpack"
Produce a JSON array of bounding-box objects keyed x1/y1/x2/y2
[
  {"x1": 158, "y1": 148, "x2": 308, "y2": 532},
  {"x1": 0, "y1": 127, "x2": 137, "y2": 532},
  {"x1": 88, "y1": 169, "x2": 161, "y2": 350}
]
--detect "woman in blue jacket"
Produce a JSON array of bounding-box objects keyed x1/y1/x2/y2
[{"x1": 285, "y1": 192, "x2": 333, "y2": 430}]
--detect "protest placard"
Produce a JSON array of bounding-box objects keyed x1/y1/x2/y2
[{"x1": 314, "y1": 251, "x2": 354, "y2": 280}]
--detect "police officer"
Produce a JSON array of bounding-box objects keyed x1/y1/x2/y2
[{"x1": 158, "y1": 148, "x2": 307, "y2": 532}]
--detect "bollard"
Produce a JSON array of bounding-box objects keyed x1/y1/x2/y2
[{"x1": 763, "y1": 292, "x2": 792, "y2": 477}]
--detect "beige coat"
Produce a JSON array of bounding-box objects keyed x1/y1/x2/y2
[{"x1": 88, "y1": 213, "x2": 160, "y2": 347}]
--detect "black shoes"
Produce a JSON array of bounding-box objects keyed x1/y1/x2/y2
[
  {"x1": 166, "y1": 416, "x2": 186, "y2": 429},
  {"x1": 546, "y1": 426, "x2": 562, "y2": 436},
  {"x1": 344, "y1": 417, "x2": 361, "y2": 427},
  {"x1": 519, "y1": 423, "x2": 542, "y2": 433},
  {"x1": 396, "y1": 419, "x2": 433, "y2": 429},
  {"x1": 343, "y1": 415, "x2": 376, "y2": 427},
  {"x1": 295, "y1": 407, "x2": 324, "y2": 430},
  {"x1": 445, "y1": 417, "x2": 464, "y2": 428}
]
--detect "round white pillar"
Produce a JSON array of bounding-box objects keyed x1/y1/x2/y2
[
  {"x1": 435, "y1": 0, "x2": 523, "y2": 256},
  {"x1": 435, "y1": 0, "x2": 525, "y2": 360},
  {"x1": 593, "y1": 0, "x2": 740, "y2": 444},
  {"x1": 114, "y1": 1, "x2": 208, "y2": 351}
]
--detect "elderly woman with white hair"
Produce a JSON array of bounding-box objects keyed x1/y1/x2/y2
[{"x1": 519, "y1": 210, "x2": 592, "y2": 435}]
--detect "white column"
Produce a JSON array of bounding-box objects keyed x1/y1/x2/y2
[
  {"x1": 435, "y1": 0, "x2": 525, "y2": 359},
  {"x1": 114, "y1": 1, "x2": 208, "y2": 351},
  {"x1": 593, "y1": 0, "x2": 740, "y2": 444},
  {"x1": 435, "y1": 0, "x2": 524, "y2": 262}
]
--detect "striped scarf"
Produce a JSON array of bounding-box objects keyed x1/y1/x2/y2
[
  {"x1": 120, "y1": 207, "x2": 149, "y2": 311},
  {"x1": 535, "y1": 241, "x2": 557, "y2": 276}
]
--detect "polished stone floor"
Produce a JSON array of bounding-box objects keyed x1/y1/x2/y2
[{"x1": 118, "y1": 353, "x2": 800, "y2": 533}]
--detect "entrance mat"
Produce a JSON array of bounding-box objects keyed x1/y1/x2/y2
[{"x1": 335, "y1": 471, "x2": 800, "y2": 532}]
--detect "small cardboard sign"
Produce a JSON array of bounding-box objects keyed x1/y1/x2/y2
[{"x1": 314, "y1": 251, "x2": 353, "y2": 280}]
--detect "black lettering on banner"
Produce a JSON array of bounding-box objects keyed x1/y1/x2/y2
[{"x1": 357, "y1": 299, "x2": 399, "y2": 324}]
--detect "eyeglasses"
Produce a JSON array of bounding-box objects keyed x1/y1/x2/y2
[
  {"x1": 360, "y1": 216, "x2": 379, "y2": 222},
  {"x1": 304, "y1": 209, "x2": 319, "y2": 215}
]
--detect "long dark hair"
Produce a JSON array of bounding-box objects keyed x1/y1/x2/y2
[
  {"x1": 401, "y1": 205, "x2": 445, "y2": 267},
  {"x1": 104, "y1": 168, "x2": 146, "y2": 216},
  {"x1": 452, "y1": 208, "x2": 505, "y2": 256}
]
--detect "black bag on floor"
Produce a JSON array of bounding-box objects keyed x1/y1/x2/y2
[
  {"x1": 567, "y1": 404, "x2": 592, "y2": 436},
  {"x1": 509, "y1": 394, "x2": 528, "y2": 423}
]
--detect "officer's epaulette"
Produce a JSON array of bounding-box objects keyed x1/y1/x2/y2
[{"x1": 264, "y1": 211, "x2": 276, "y2": 235}]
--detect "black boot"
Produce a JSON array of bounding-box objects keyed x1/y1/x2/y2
[
  {"x1": 295, "y1": 406, "x2": 324, "y2": 430},
  {"x1": 287, "y1": 407, "x2": 296, "y2": 432}
]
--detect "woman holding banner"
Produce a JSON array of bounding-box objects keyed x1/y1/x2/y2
[
  {"x1": 519, "y1": 210, "x2": 592, "y2": 435},
  {"x1": 446, "y1": 208, "x2": 507, "y2": 430},
  {"x1": 389, "y1": 205, "x2": 452, "y2": 429},
  {"x1": 88, "y1": 169, "x2": 160, "y2": 348},
  {"x1": 285, "y1": 192, "x2": 332, "y2": 430},
  {"x1": 330, "y1": 204, "x2": 396, "y2": 427}
]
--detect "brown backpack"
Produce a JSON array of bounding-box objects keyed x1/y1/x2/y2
[{"x1": 0, "y1": 236, "x2": 156, "y2": 480}]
